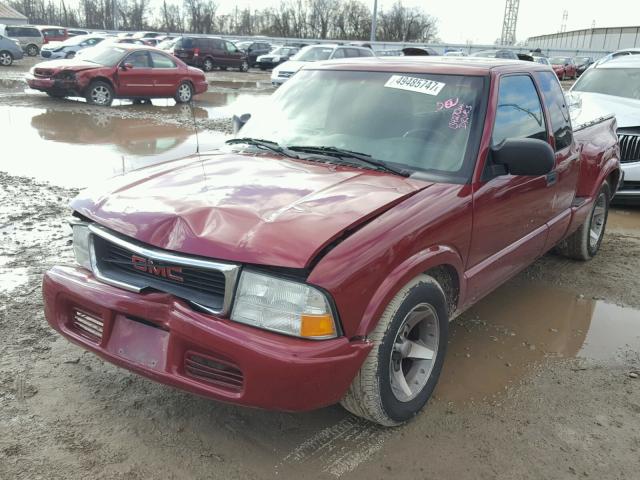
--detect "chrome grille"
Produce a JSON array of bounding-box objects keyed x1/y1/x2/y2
[
  {"x1": 73, "y1": 309, "x2": 103, "y2": 342},
  {"x1": 618, "y1": 133, "x2": 640, "y2": 164},
  {"x1": 89, "y1": 225, "x2": 240, "y2": 315}
]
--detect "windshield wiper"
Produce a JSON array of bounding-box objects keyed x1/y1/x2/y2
[
  {"x1": 225, "y1": 137, "x2": 299, "y2": 159},
  {"x1": 287, "y1": 145, "x2": 410, "y2": 177}
]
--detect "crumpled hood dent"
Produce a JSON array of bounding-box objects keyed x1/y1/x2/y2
[{"x1": 72, "y1": 153, "x2": 431, "y2": 269}]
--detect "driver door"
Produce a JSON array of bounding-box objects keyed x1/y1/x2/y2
[
  {"x1": 116, "y1": 50, "x2": 153, "y2": 98},
  {"x1": 466, "y1": 74, "x2": 554, "y2": 304}
]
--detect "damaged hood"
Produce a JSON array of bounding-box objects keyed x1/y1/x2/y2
[
  {"x1": 72, "y1": 152, "x2": 431, "y2": 268},
  {"x1": 37, "y1": 59, "x2": 103, "y2": 72},
  {"x1": 568, "y1": 91, "x2": 640, "y2": 128}
]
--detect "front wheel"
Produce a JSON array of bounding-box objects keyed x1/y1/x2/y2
[
  {"x1": 175, "y1": 81, "x2": 193, "y2": 103},
  {"x1": 26, "y1": 44, "x2": 39, "y2": 56},
  {"x1": 341, "y1": 275, "x2": 448, "y2": 426},
  {"x1": 0, "y1": 50, "x2": 13, "y2": 66},
  {"x1": 202, "y1": 58, "x2": 214, "y2": 72},
  {"x1": 239, "y1": 60, "x2": 249, "y2": 72},
  {"x1": 557, "y1": 181, "x2": 610, "y2": 260},
  {"x1": 86, "y1": 80, "x2": 114, "y2": 106}
]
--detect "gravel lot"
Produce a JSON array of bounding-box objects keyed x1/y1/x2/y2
[{"x1": 1, "y1": 57, "x2": 640, "y2": 480}]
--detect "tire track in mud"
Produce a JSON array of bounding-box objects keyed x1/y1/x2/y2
[{"x1": 278, "y1": 416, "x2": 392, "y2": 477}]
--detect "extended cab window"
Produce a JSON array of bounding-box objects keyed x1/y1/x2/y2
[
  {"x1": 492, "y1": 75, "x2": 546, "y2": 146},
  {"x1": 536, "y1": 71, "x2": 572, "y2": 150}
]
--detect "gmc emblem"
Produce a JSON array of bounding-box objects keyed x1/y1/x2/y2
[{"x1": 131, "y1": 255, "x2": 184, "y2": 282}]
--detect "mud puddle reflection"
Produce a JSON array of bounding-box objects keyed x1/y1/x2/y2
[
  {"x1": 0, "y1": 106, "x2": 226, "y2": 188},
  {"x1": 435, "y1": 284, "x2": 640, "y2": 403}
]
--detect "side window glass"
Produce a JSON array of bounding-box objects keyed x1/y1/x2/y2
[
  {"x1": 331, "y1": 48, "x2": 346, "y2": 59},
  {"x1": 125, "y1": 51, "x2": 151, "y2": 68},
  {"x1": 492, "y1": 75, "x2": 547, "y2": 146},
  {"x1": 225, "y1": 42, "x2": 237, "y2": 53},
  {"x1": 151, "y1": 52, "x2": 176, "y2": 68},
  {"x1": 535, "y1": 71, "x2": 573, "y2": 150},
  {"x1": 359, "y1": 49, "x2": 374, "y2": 57}
]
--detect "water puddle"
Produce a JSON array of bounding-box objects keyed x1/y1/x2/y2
[
  {"x1": 608, "y1": 207, "x2": 640, "y2": 233},
  {"x1": 435, "y1": 284, "x2": 640, "y2": 403},
  {"x1": 208, "y1": 79, "x2": 274, "y2": 90},
  {"x1": 0, "y1": 266, "x2": 30, "y2": 294},
  {"x1": 0, "y1": 106, "x2": 227, "y2": 188}
]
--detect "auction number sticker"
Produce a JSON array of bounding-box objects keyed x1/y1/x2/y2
[{"x1": 384, "y1": 75, "x2": 446, "y2": 96}]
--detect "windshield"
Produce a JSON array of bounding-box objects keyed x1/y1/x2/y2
[
  {"x1": 534, "y1": 57, "x2": 549, "y2": 64},
  {"x1": 572, "y1": 68, "x2": 640, "y2": 100},
  {"x1": 291, "y1": 46, "x2": 334, "y2": 62},
  {"x1": 550, "y1": 57, "x2": 569, "y2": 64},
  {"x1": 237, "y1": 70, "x2": 485, "y2": 180},
  {"x1": 78, "y1": 46, "x2": 127, "y2": 66}
]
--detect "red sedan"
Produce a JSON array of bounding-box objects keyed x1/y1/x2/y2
[
  {"x1": 549, "y1": 56, "x2": 577, "y2": 80},
  {"x1": 26, "y1": 44, "x2": 208, "y2": 106}
]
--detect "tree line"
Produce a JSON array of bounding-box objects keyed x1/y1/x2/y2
[{"x1": 7, "y1": 0, "x2": 440, "y2": 42}]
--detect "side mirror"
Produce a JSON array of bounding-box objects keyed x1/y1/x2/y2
[
  {"x1": 232, "y1": 113, "x2": 251, "y2": 134},
  {"x1": 490, "y1": 138, "x2": 555, "y2": 176},
  {"x1": 121, "y1": 62, "x2": 133, "y2": 70}
]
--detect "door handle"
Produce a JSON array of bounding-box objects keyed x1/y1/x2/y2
[{"x1": 546, "y1": 171, "x2": 558, "y2": 186}]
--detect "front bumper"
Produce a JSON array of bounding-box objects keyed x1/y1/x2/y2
[
  {"x1": 194, "y1": 80, "x2": 208, "y2": 95},
  {"x1": 43, "y1": 266, "x2": 370, "y2": 411},
  {"x1": 26, "y1": 73, "x2": 78, "y2": 94}
]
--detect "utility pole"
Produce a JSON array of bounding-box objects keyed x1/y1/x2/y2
[
  {"x1": 560, "y1": 10, "x2": 568, "y2": 33},
  {"x1": 370, "y1": 0, "x2": 378, "y2": 42},
  {"x1": 112, "y1": 0, "x2": 118, "y2": 31},
  {"x1": 500, "y1": 0, "x2": 519, "y2": 45}
]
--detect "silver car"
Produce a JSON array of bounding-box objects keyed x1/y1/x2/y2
[
  {"x1": 569, "y1": 56, "x2": 640, "y2": 202},
  {"x1": 0, "y1": 24, "x2": 43, "y2": 56},
  {"x1": 0, "y1": 33, "x2": 24, "y2": 66},
  {"x1": 40, "y1": 34, "x2": 105, "y2": 59}
]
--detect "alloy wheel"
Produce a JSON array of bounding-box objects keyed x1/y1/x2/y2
[
  {"x1": 389, "y1": 303, "x2": 440, "y2": 402},
  {"x1": 589, "y1": 191, "x2": 607, "y2": 250},
  {"x1": 91, "y1": 85, "x2": 111, "y2": 105},
  {"x1": 204, "y1": 59, "x2": 213, "y2": 71},
  {"x1": 0, "y1": 52, "x2": 11, "y2": 66},
  {"x1": 178, "y1": 83, "x2": 192, "y2": 102},
  {"x1": 27, "y1": 45, "x2": 38, "y2": 56}
]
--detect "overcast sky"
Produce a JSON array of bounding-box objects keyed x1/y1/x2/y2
[{"x1": 218, "y1": 0, "x2": 640, "y2": 44}]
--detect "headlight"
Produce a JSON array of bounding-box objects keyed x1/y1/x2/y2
[
  {"x1": 231, "y1": 271, "x2": 337, "y2": 339},
  {"x1": 71, "y1": 222, "x2": 92, "y2": 271}
]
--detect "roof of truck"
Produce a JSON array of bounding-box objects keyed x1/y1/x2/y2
[{"x1": 314, "y1": 55, "x2": 550, "y2": 75}]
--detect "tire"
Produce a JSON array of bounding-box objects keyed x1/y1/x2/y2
[
  {"x1": 86, "y1": 80, "x2": 114, "y2": 106},
  {"x1": 0, "y1": 50, "x2": 13, "y2": 66},
  {"x1": 175, "y1": 81, "x2": 193, "y2": 103},
  {"x1": 26, "y1": 44, "x2": 39, "y2": 56},
  {"x1": 558, "y1": 181, "x2": 610, "y2": 260},
  {"x1": 340, "y1": 274, "x2": 448, "y2": 426},
  {"x1": 202, "y1": 57, "x2": 214, "y2": 72},
  {"x1": 239, "y1": 60, "x2": 249, "y2": 72}
]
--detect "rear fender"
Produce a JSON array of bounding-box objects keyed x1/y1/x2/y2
[{"x1": 354, "y1": 246, "x2": 465, "y2": 338}]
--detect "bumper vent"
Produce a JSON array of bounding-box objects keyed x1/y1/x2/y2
[
  {"x1": 72, "y1": 309, "x2": 103, "y2": 342},
  {"x1": 184, "y1": 352, "x2": 243, "y2": 392},
  {"x1": 618, "y1": 133, "x2": 640, "y2": 164}
]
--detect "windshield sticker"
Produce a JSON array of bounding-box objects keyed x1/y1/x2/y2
[
  {"x1": 449, "y1": 104, "x2": 473, "y2": 130},
  {"x1": 436, "y1": 97, "x2": 459, "y2": 110},
  {"x1": 384, "y1": 75, "x2": 446, "y2": 96}
]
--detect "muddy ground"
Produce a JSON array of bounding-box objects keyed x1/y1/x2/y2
[{"x1": 1, "y1": 60, "x2": 640, "y2": 480}]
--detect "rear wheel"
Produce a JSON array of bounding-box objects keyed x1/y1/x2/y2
[
  {"x1": 239, "y1": 60, "x2": 249, "y2": 72},
  {"x1": 558, "y1": 182, "x2": 610, "y2": 260},
  {"x1": 202, "y1": 58, "x2": 214, "y2": 72},
  {"x1": 340, "y1": 275, "x2": 448, "y2": 426},
  {"x1": 175, "y1": 81, "x2": 193, "y2": 103},
  {"x1": 86, "y1": 80, "x2": 114, "y2": 106},
  {"x1": 26, "y1": 44, "x2": 39, "y2": 56},
  {"x1": 0, "y1": 51, "x2": 12, "y2": 66}
]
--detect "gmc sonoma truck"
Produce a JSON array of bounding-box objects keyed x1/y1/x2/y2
[{"x1": 43, "y1": 57, "x2": 621, "y2": 426}]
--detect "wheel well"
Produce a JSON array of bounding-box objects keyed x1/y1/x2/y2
[
  {"x1": 425, "y1": 265, "x2": 459, "y2": 317},
  {"x1": 85, "y1": 77, "x2": 114, "y2": 92}
]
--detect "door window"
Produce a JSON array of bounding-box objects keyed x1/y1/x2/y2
[
  {"x1": 492, "y1": 75, "x2": 547, "y2": 146},
  {"x1": 225, "y1": 42, "x2": 238, "y2": 53},
  {"x1": 125, "y1": 51, "x2": 151, "y2": 68},
  {"x1": 535, "y1": 71, "x2": 572, "y2": 150},
  {"x1": 359, "y1": 49, "x2": 374, "y2": 57},
  {"x1": 150, "y1": 52, "x2": 177, "y2": 68},
  {"x1": 331, "y1": 48, "x2": 346, "y2": 59}
]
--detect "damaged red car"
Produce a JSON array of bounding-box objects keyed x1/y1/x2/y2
[
  {"x1": 26, "y1": 44, "x2": 208, "y2": 105},
  {"x1": 43, "y1": 57, "x2": 621, "y2": 426}
]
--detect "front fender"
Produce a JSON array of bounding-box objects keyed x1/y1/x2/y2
[{"x1": 354, "y1": 246, "x2": 465, "y2": 337}]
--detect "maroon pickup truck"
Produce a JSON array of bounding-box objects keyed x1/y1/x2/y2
[{"x1": 43, "y1": 57, "x2": 621, "y2": 426}]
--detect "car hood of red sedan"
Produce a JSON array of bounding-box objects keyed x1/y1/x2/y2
[
  {"x1": 71, "y1": 152, "x2": 432, "y2": 268},
  {"x1": 37, "y1": 59, "x2": 104, "y2": 72}
]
